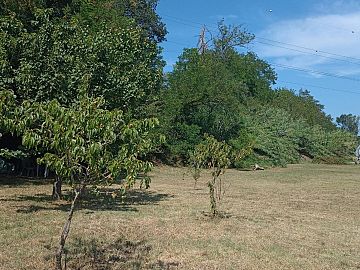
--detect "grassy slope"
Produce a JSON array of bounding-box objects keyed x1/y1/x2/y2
[{"x1": 0, "y1": 164, "x2": 360, "y2": 269}]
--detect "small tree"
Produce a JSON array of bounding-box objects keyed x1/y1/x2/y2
[
  {"x1": 1, "y1": 90, "x2": 161, "y2": 270},
  {"x1": 191, "y1": 135, "x2": 231, "y2": 217}
]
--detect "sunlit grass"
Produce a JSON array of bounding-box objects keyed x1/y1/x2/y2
[{"x1": 0, "y1": 164, "x2": 360, "y2": 269}]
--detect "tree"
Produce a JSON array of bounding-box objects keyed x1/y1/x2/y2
[
  {"x1": 242, "y1": 107, "x2": 303, "y2": 167},
  {"x1": 117, "y1": 0, "x2": 167, "y2": 43},
  {"x1": 1, "y1": 5, "x2": 163, "y2": 198},
  {"x1": 0, "y1": 0, "x2": 167, "y2": 43},
  {"x1": 271, "y1": 88, "x2": 336, "y2": 131},
  {"x1": 237, "y1": 105, "x2": 357, "y2": 167},
  {"x1": 1, "y1": 89, "x2": 161, "y2": 269},
  {"x1": 160, "y1": 40, "x2": 276, "y2": 163},
  {"x1": 160, "y1": 48, "x2": 246, "y2": 161},
  {"x1": 213, "y1": 20, "x2": 254, "y2": 58},
  {"x1": 0, "y1": 11, "x2": 162, "y2": 114},
  {"x1": 190, "y1": 135, "x2": 231, "y2": 217},
  {"x1": 336, "y1": 114, "x2": 359, "y2": 135},
  {"x1": 0, "y1": 8, "x2": 163, "y2": 188}
]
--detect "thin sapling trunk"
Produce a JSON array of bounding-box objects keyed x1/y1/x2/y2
[{"x1": 55, "y1": 187, "x2": 81, "y2": 270}]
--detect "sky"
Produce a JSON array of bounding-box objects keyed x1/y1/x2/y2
[{"x1": 157, "y1": 0, "x2": 360, "y2": 119}]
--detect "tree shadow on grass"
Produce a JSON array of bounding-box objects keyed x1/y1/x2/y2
[
  {"x1": 8, "y1": 188, "x2": 173, "y2": 214},
  {"x1": 45, "y1": 236, "x2": 180, "y2": 269},
  {"x1": 0, "y1": 175, "x2": 52, "y2": 186}
]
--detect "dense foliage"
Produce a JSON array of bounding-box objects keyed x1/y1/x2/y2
[
  {"x1": 0, "y1": 0, "x2": 167, "y2": 42},
  {"x1": 0, "y1": 3, "x2": 166, "y2": 267},
  {"x1": 336, "y1": 114, "x2": 359, "y2": 135},
  {"x1": 271, "y1": 88, "x2": 336, "y2": 131},
  {"x1": 160, "y1": 22, "x2": 357, "y2": 167},
  {"x1": 0, "y1": 10, "x2": 162, "y2": 114},
  {"x1": 1, "y1": 2, "x2": 357, "y2": 171},
  {"x1": 0, "y1": 1, "x2": 165, "y2": 174},
  {"x1": 1, "y1": 90, "x2": 159, "y2": 188},
  {"x1": 160, "y1": 47, "x2": 275, "y2": 162}
]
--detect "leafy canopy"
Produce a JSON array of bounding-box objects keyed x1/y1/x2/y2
[
  {"x1": 190, "y1": 135, "x2": 231, "y2": 216},
  {"x1": 0, "y1": 11, "x2": 162, "y2": 114},
  {"x1": 160, "y1": 25, "x2": 276, "y2": 162},
  {"x1": 1, "y1": 89, "x2": 161, "y2": 189}
]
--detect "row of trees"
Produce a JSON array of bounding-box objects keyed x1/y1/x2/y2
[{"x1": 1, "y1": 1, "x2": 358, "y2": 170}]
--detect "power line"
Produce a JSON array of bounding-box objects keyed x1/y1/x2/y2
[
  {"x1": 166, "y1": 36, "x2": 360, "y2": 66},
  {"x1": 162, "y1": 49, "x2": 183, "y2": 53},
  {"x1": 163, "y1": 41, "x2": 360, "y2": 83},
  {"x1": 253, "y1": 40, "x2": 360, "y2": 66},
  {"x1": 269, "y1": 62, "x2": 360, "y2": 82},
  {"x1": 166, "y1": 40, "x2": 191, "y2": 47},
  {"x1": 161, "y1": 15, "x2": 204, "y2": 29},
  {"x1": 160, "y1": 14, "x2": 360, "y2": 87},
  {"x1": 164, "y1": 40, "x2": 360, "y2": 83},
  {"x1": 160, "y1": 13, "x2": 360, "y2": 63},
  {"x1": 163, "y1": 40, "x2": 360, "y2": 83},
  {"x1": 256, "y1": 37, "x2": 360, "y2": 62},
  {"x1": 161, "y1": 14, "x2": 215, "y2": 29},
  {"x1": 276, "y1": 80, "x2": 360, "y2": 95}
]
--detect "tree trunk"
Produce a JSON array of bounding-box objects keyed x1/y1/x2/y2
[
  {"x1": 52, "y1": 175, "x2": 62, "y2": 200},
  {"x1": 55, "y1": 188, "x2": 81, "y2": 270},
  {"x1": 44, "y1": 165, "x2": 49, "y2": 178},
  {"x1": 208, "y1": 177, "x2": 217, "y2": 217}
]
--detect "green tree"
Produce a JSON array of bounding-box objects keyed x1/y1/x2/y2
[
  {"x1": 1, "y1": 0, "x2": 167, "y2": 43},
  {"x1": 213, "y1": 20, "x2": 254, "y2": 58},
  {"x1": 190, "y1": 135, "x2": 231, "y2": 217},
  {"x1": 160, "y1": 49, "x2": 244, "y2": 161},
  {"x1": 0, "y1": 0, "x2": 78, "y2": 31},
  {"x1": 238, "y1": 105, "x2": 357, "y2": 167},
  {"x1": 271, "y1": 88, "x2": 335, "y2": 131},
  {"x1": 1, "y1": 89, "x2": 161, "y2": 269},
  {"x1": 117, "y1": 0, "x2": 167, "y2": 42},
  {"x1": 336, "y1": 114, "x2": 359, "y2": 135},
  {"x1": 0, "y1": 11, "x2": 162, "y2": 114},
  {"x1": 242, "y1": 107, "x2": 303, "y2": 167},
  {"x1": 0, "y1": 5, "x2": 163, "y2": 197},
  {"x1": 161, "y1": 44, "x2": 276, "y2": 163}
]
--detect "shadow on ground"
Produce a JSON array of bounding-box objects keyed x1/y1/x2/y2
[
  {"x1": 1, "y1": 188, "x2": 173, "y2": 214},
  {"x1": 45, "y1": 236, "x2": 180, "y2": 270},
  {"x1": 0, "y1": 175, "x2": 52, "y2": 186}
]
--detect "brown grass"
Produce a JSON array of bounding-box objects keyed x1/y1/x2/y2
[{"x1": 0, "y1": 164, "x2": 360, "y2": 269}]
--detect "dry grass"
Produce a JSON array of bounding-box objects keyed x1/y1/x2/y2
[{"x1": 1, "y1": 164, "x2": 360, "y2": 269}]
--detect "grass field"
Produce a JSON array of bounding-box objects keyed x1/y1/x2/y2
[{"x1": 0, "y1": 164, "x2": 360, "y2": 269}]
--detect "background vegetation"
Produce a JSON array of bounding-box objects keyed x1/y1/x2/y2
[{"x1": 1, "y1": 0, "x2": 358, "y2": 170}]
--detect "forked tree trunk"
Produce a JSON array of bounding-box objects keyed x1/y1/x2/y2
[
  {"x1": 55, "y1": 189, "x2": 81, "y2": 270},
  {"x1": 52, "y1": 175, "x2": 62, "y2": 200}
]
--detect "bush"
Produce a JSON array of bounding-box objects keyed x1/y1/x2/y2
[{"x1": 312, "y1": 156, "x2": 348, "y2": 165}]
